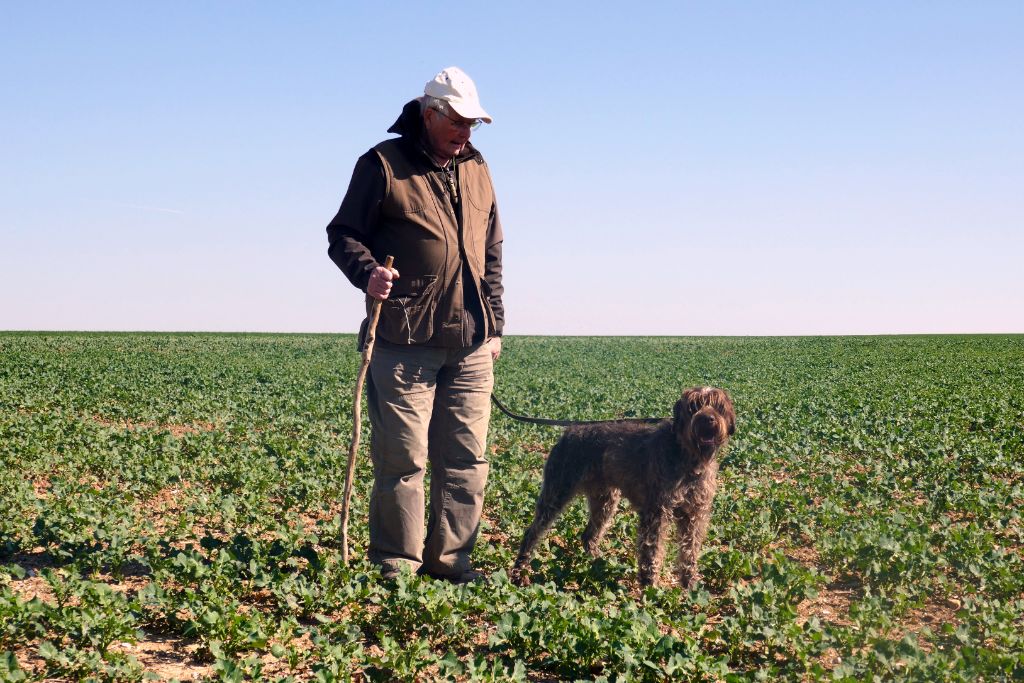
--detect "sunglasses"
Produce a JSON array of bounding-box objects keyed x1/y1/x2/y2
[{"x1": 435, "y1": 108, "x2": 482, "y2": 131}]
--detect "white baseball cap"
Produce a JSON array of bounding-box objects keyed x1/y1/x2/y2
[{"x1": 423, "y1": 66, "x2": 493, "y2": 124}]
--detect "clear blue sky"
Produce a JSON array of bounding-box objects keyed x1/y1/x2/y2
[{"x1": 2, "y1": 2, "x2": 1021, "y2": 335}]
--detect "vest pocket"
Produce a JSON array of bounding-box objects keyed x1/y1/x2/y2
[
  {"x1": 479, "y1": 278, "x2": 497, "y2": 335},
  {"x1": 376, "y1": 275, "x2": 438, "y2": 345}
]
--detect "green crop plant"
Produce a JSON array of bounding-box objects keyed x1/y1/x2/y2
[{"x1": 0, "y1": 332, "x2": 1022, "y2": 680}]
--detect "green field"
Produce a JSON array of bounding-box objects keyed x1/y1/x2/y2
[{"x1": 1, "y1": 333, "x2": 1022, "y2": 682}]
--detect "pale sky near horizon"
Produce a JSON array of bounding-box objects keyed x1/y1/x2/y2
[{"x1": 2, "y1": 2, "x2": 1022, "y2": 336}]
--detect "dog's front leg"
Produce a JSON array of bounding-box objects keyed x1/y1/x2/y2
[
  {"x1": 582, "y1": 488, "x2": 621, "y2": 557},
  {"x1": 636, "y1": 508, "x2": 669, "y2": 587},
  {"x1": 674, "y1": 508, "x2": 698, "y2": 589},
  {"x1": 674, "y1": 504, "x2": 709, "y2": 589}
]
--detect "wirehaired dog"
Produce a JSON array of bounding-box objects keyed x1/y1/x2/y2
[{"x1": 510, "y1": 387, "x2": 735, "y2": 589}]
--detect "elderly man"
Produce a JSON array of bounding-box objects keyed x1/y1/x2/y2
[{"x1": 326, "y1": 67, "x2": 504, "y2": 583}]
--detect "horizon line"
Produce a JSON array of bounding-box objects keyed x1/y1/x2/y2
[{"x1": 2, "y1": 329, "x2": 1022, "y2": 338}]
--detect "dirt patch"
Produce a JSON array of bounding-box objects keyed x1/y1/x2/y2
[
  {"x1": 145, "y1": 483, "x2": 194, "y2": 508},
  {"x1": 95, "y1": 566, "x2": 153, "y2": 595},
  {"x1": 783, "y1": 541, "x2": 963, "y2": 655},
  {"x1": 114, "y1": 635, "x2": 213, "y2": 681},
  {"x1": 797, "y1": 576, "x2": 858, "y2": 627},
  {"x1": 8, "y1": 573, "x2": 55, "y2": 605},
  {"x1": 898, "y1": 596, "x2": 962, "y2": 652},
  {"x1": 90, "y1": 415, "x2": 218, "y2": 438},
  {"x1": 480, "y1": 511, "x2": 510, "y2": 545},
  {"x1": 293, "y1": 501, "x2": 344, "y2": 532},
  {"x1": 31, "y1": 477, "x2": 51, "y2": 499},
  {"x1": 782, "y1": 543, "x2": 820, "y2": 567},
  {"x1": 5, "y1": 550, "x2": 58, "y2": 603},
  {"x1": 5, "y1": 554, "x2": 152, "y2": 605},
  {"x1": 136, "y1": 483, "x2": 193, "y2": 526},
  {"x1": 134, "y1": 482, "x2": 218, "y2": 543},
  {"x1": 779, "y1": 543, "x2": 858, "y2": 627},
  {"x1": 10, "y1": 648, "x2": 43, "y2": 680}
]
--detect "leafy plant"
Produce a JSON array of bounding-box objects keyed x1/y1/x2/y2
[{"x1": 1, "y1": 332, "x2": 1022, "y2": 680}]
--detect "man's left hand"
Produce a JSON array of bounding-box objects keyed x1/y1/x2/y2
[{"x1": 486, "y1": 336, "x2": 502, "y2": 362}]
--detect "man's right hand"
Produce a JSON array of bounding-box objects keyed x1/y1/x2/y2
[{"x1": 367, "y1": 265, "x2": 400, "y2": 300}]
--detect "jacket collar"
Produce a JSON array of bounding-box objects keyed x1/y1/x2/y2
[{"x1": 387, "y1": 98, "x2": 482, "y2": 165}]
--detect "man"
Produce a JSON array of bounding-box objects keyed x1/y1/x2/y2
[{"x1": 326, "y1": 67, "x2": 504, "y2": 583}]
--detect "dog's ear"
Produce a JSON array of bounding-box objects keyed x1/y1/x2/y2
[
  {"x1": 674, "y1": 387, "x2": 699, "y2": 428},
  {"x1": 715, "y1": 389, "x2": 736, "y2": 436},
  {"x1": 673, "y1": 398, "x2": 687, "y2": 428}
]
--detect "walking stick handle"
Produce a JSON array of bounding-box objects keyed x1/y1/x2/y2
[
  {"x1": 364, "y1": 255, "x2": 395, "y2": 346},
  {"x1": 341, "y1": 255, "x2": 395, "y2": 566}
]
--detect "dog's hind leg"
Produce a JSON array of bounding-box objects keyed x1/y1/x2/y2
[
  {"x1": 510, "y1": 448, "x2": 581, "y2": 585},
  {"x1": 582, "y1": 488, "x2": 620, "y2": 557},
  {"x1": 510, "y1": 488, "x2": 576, "y2": 585}
]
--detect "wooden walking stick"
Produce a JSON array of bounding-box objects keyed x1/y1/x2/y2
[{"x1": 341, "y1": 255, "x2": 394, "y2": 565}]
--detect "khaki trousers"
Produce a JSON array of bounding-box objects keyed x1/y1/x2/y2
[{"x1": 365, "y1": 340, "x2": 493, "y2": 578}]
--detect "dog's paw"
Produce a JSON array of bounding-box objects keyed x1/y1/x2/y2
[
  {"x1": 679, "y1": 572, "x2": 701, "y2": 591},
  {"x1": 509, "y1": 566, "x2": 531, "y2": 587}
]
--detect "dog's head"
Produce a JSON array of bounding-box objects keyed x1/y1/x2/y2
[{"x1": 673, "y1": 386, "x2": 735, "y2": 459}]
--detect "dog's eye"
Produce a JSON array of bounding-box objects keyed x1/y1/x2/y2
[{"x1": 688, "y1": 402, "x2": 700, "y2": 414}]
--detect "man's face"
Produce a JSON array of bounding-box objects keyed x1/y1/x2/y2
[{"x1": 423, "y1": 106, "x2": 477, "y2": 161}]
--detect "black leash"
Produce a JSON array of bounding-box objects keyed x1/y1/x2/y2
[{"x1": 490, "y1": 392, "x2": 665, "y2": 427}]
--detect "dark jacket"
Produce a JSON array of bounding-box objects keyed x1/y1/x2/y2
[{"x1": 327, "y1": 100, "x2": 504, "y2": 347}]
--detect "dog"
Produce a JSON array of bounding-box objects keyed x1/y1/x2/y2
[{"x1": 510, "y1": 386, "x2": 735, "y2": 589}]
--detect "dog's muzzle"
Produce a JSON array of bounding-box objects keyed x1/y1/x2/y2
[{"x1": 693, "y1": 413, "x2": 722, "y2": 450}]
